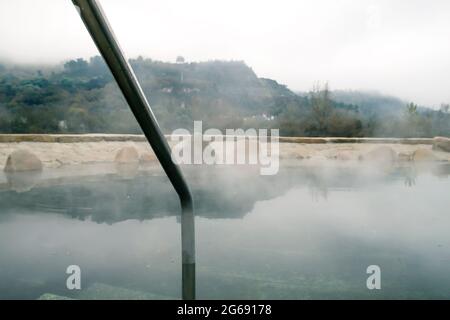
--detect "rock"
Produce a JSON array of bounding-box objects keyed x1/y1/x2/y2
[
  {"x1": 412, "y1": 148, "x2": 438, "y2": 162},
  {"x1": 115, "y1": 162, "x2": 139, "y2": 179},
  {"x1": 335, "y1": 151, "x2": 353, "y2": 161},
  {"x1": 6, "y1": 171, "x2": 42, "y2": 193},
  {"x1": 398, "y1": 152, "x2": 412, "y2": 162},
  {"x1": 114, "y1": 146, "x2": 139, "y2": 163},
  {"x1": 359, "y1": 146, "x2": 397, "y2": 163},
  {"x1": 37, "y1": 293, "x2": 74, "y2": 300},
  {"x1": 139, "y1": 151, "x2": 156, "y2": 163},
  {"x1": 433, "y1": 136, "x2": 450, "y2": 152},
  {"x1": 4, "y1": 149, "x2": 43, "y2": 172},
  {"x1": 114, "y1": 147, "x2": 140, "y2": 178}
]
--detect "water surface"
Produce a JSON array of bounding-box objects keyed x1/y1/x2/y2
[{"x1": 0, "y1": 163, "x2": 449, "y2": 299}]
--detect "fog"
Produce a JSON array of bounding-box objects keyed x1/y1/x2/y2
[
  {"x1": 1, "y1": 163, "x2": 450, "y2": 298},
  {"x1": 1, "y1": 0, "x2": 450, "y2": 107}
]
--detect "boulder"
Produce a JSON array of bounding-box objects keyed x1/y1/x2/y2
[
  {"x1": 139, "y1": 151, "x2": 156, "y2": 163},
  {"x1": 412, "y1": 148, "x2": 438, "y2": 162},
  {"x1": 359, "y1": 146, "x2": 397, "y2": 163},
  {"x1": 114, "y1": 146, "x2": 139, "y2": 163},
  {"x1": 4, "y1": 149, "x2": 43, "y2": 172},
  {"x1": 6, "y1": 171, "x2": 42, "y2": 193},
  {"x1": 398, "y1": 152, "x2": 412, "y2": 162},
  {"x1": 433, "y1": 136, "x2": 450, "y2": 152},
  {"x1": 115, "y1": 162, "x2": 139, "y2": 179},
  {"x1": 335, "y1": 151, "x2": 353, "y2": 161}
]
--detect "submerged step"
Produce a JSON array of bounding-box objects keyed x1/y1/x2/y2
[
  {"x1": 37, "y1": 283, "x2": 174, "y2": 300},
  {"x1": 76, "y1": 283, "x2": 174, "y2": 300},
  {"x1": 37, "y1": 293, "x2": 74, "y2": 300}
]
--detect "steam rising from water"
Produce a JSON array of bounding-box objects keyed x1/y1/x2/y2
[{"x1": 0, "y1": 161, "x2": 449, "y2": 299}]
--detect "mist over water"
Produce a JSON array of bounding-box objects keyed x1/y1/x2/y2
[
  {"x1": 1, "y1": 0, "x2": 450, "y2": 303},
  {"x1": 0, "y1": 162, "x2": 449, "y2": 299}
]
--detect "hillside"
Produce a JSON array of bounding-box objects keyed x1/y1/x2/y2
[
  {"x1": 0, "y1": 56, "x2": 449, "y2": 137},
  {"x1": 330, "y1": 90, "x2": 406, "y2": 115}
]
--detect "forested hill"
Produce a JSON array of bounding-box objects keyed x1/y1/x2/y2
[{"x1": 0, "y1": 56, "x2": 449, "y2": 137}]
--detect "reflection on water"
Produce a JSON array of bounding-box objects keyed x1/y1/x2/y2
[
  {"x1": 5, "y1": 170, "x2": 42, "y2": 193},
  {"x1": 0, "y1": 162, "x2": 449, "y2": 299}
]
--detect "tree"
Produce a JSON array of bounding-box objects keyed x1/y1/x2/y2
[
  {"x1": 308, "y1": 82, "x2": 333, "y2": 135},
  {"x1": 63, "y1": 58, "x2": 89, "y2": 76},
  {"x1": 406, "y1": 102, "x2": 418, "y2": 115},
  {"x1": 440, "y1": 103, "x2": 450, "y2": 113}
]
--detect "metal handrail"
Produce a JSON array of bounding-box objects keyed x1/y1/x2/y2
[{"x1": 72, "y1": 0, "x2": 195, "y2": 300}]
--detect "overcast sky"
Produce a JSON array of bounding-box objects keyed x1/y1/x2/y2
[{"x1": 0, "y1": 0, "x2": 449, "y2": 107}]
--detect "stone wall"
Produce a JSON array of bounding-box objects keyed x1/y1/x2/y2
[{"x1": 0, "y1": 134, "x2": 448, "y2": 170}]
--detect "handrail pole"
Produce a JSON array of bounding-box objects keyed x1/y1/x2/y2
[{"x1": 72, "y1": 0, "x2": 195, "y2": 300}]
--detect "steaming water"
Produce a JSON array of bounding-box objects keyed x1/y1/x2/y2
[{"x1": 0, "y1": 162, "x2": 449, "y2": 299}]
